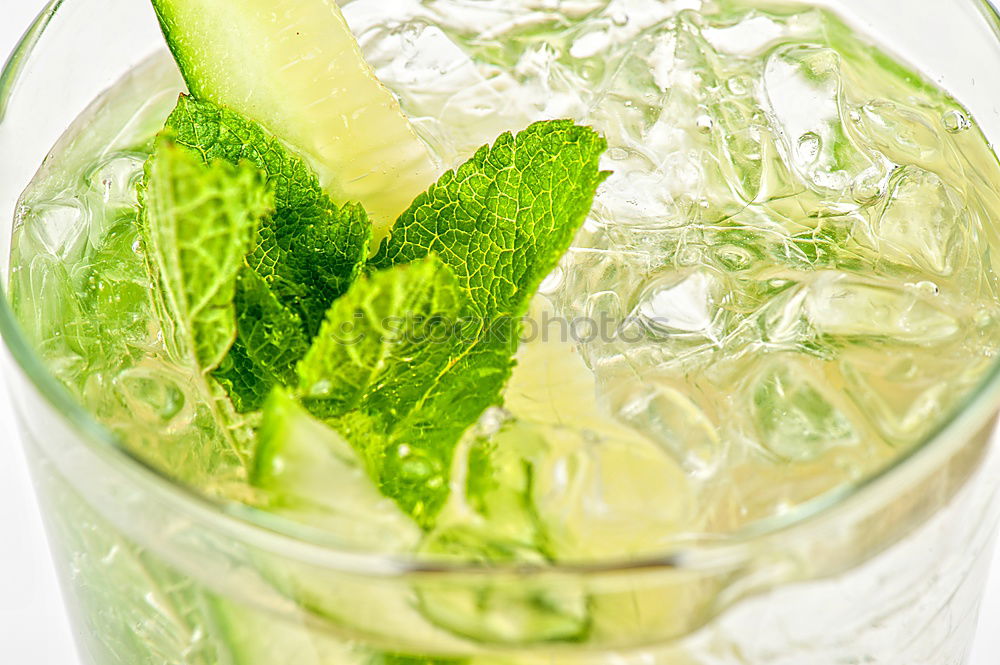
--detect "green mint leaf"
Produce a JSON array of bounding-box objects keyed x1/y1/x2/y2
[
  {"x1": 298, "y1": 256, "x2": 465, "y2": 420},
  {"x1": 165, "y1": 95, "x2": 372, "y2": 409},
  {"x1": 214, "y1": 269, "x2": 310, "y2": 412},
  {"x1": 165, "y1": 95, "x2": 371, "y2": 332},
  {"x1": 370, "y1": 119, "x2": 610, "y2": 320},
  {"x1": 248, "y1": 199, "x2": 371, "y2": 339},
  {"x1": 295, "y1": 121, "x2": 608, "y2": 526},
  {"x1": 139, "y1": 138, "x2": 273, "y2": 371},
  {"x1": 297, "y1": 257, "x2": 473, "y2": 523}
]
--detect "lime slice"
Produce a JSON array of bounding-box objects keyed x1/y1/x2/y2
[{"x1": 151, "y1": 0, "x2": 438, "y2": 236}]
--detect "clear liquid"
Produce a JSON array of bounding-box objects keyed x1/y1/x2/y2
[{"x1": 10, "y1": 0, "x2": 1000, "y2": 561}]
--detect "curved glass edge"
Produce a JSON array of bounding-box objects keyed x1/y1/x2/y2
[
  {"x1": 981, "y1": 1, "x2": 1000, "y2": 38},
  {"x1": 1, "y1": 0, "x2": 999, "y2": 578},
  {"x1": 0, "y1": 0, "x2": 63, "y2": 121}
]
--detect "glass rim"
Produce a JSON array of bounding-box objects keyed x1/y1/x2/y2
[{"x1": 2, "y1": 0, "x2": 1000, "y2": 579}]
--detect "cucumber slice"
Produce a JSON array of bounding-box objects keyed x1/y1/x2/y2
[
  {"x1": 150, "y1": 0, "x2": 438, "y2": 236},
  {"x1": 211, "y1": 595, "x2": 470, "y2": 665},
  {"x1": 250, "y1": 392, "x2": 476, "y2": 653},
  {"x1": 253, "y1": 389, "x2": 421, "y2": 552},
  {"x1": 209, "y1": 597, "x2": 366, "y2": 665}
]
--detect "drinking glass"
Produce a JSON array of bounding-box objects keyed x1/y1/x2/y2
[{"x1": 2, "y1": 1, "x2": 1000, "y2": 663}]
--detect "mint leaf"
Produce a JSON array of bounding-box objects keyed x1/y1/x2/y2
[
  {"x1": 370, "y1": 119, "x2": 610, "y2": 320},
  {"x1": 214, "y1": 269, "x2": 310, "y2": 412},
  {"x1": 139, "y1": 138, "x2": 272, "y2": 371},
  {"x1": 165, "y1": 95, "x2": 372, "y2": 409},
  {"x1": 299, "y1": 256, "x2": 464, "y2": 419},
  {"x1": 138, "y1": 138, "x2": 273, "y2": 470},
  {"x1": 166, "y1": 95, "x2": 371, "y2": 331},
  {"x1": 248, "y1": 199, "x2": 370, "y2": 339},
  {"x1": 297, "y1": 257, "x2": 473, "y2": 523},
  {"x1": 295, "y1": 121, "x2": 608, "y2": 526}
]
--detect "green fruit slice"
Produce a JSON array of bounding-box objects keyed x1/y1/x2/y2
[{"x1": 151, "y1": 0, "x2": 438, "y2": 237}]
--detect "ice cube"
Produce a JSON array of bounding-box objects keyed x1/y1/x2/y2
[
  {"x1": 12, "y1": 253, "x2": 88, "y2": 378},
  {"x1": 354, "y1": 18, "x2": 537, "y2": 164},
  {"x1": 576, "y1": 266, "x2": 734, "y2": 381},
  {"x1": 858, "y1": 99, "x2": 944, "y2": 168},
  {"x1": 840, "y1": 347, "x2": 989, "y2": 444},
  {"x1": 751, "y1": 357, "x2": 858, "y2": 462},
  {"x1": 803, "y1": 272, "x2": 959, "y2": 344},
  {"x1": 703, "y1": 441, "x2": 893, "y2": 532},
  {"x1": 755, "y1": 282, "x2": 812, "y2": 349},
  {"x1": 702, "y1": 13, "x2": 785, "y2": 55},
  {"x1": 530, "y1": 421, "x2": 696, "y2": 561},
  {"x1": 634, "y1": 269, "x2": 721, "y2": 337},
  {"x1": 873, "y1": 167, "x2": 965, "y2": 275},
  {"x1": 763, "y1": 45, "x2": 882, "y2": 197},
  {"x1": 19, "y1": 199, "x2": 90, "y2": 261},
  {"x1": 608, "y1": 378, "x2": 723, "y2": 476},
  {"x1": 611, "y1": 268, "x2": 729, "y2": 362}
]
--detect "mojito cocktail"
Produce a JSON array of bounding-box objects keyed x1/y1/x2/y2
[{"x1": 3, "y1": 0, "x2": 1000, "y2": 663}]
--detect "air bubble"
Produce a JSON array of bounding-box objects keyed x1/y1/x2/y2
[
  {"x1": 851, "y1": 169, "x2": 885, "y2": 204},
  {"x1": 726, "y1": 77, "x2": 749, "y2": 96},
  {"x1": 715, "y1": 245, "x2": 754, "y2": 271},
  {"x1": 942, "y1": 109, "x2": 971, "y2": 133},
  {"x1": 797, "y1": 132, "x2": 821, "y2": 163},
  {"x1": 696, "y1": 115, "x2": 714, "y2": 133}
]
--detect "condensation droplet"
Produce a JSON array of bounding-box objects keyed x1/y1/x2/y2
[
  {"x1": 851, "y1": 169, "x2": 885, "y2": 204},
  {"x1": 797, "y1": 132, "x2": 821, "y2": 163},
  {"x1": 942, "y1": 109, "x2": 971, "y2": 133},
  {"x1": 727, "y1": 77, "x2": 749, "y2": 96}
]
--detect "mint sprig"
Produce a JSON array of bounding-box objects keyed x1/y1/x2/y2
[
  {"x1": 139, "y1": 137, "x2": 273, "y2": 371},
  {"x1": 139, "y1": 97, "x2": 608, "y2": 527},
  {"x1": 165, "y1": 96, "x2": 371, "y2": 410},
  {"x1": 138, "y1": 137, "x2": 274, "y2": 467},
  {"x1": 300, "y1": 121, "x2": 609, "y2": 526}
]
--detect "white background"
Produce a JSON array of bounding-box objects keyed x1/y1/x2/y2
[{"x1": 1, "y1": 2, "x2": 999, "y2": 663}]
